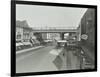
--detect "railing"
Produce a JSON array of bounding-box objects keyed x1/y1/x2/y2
[{"x1": 32, "y1": 28, "x2": 77, "y2": 32}]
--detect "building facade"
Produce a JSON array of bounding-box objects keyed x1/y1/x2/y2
[
  {"x1": 16, "y1": 27, "x2": 23, "y2": 41},
  {"x1": 16, "y1": 20, "x2": 33, "y2": 42},
  {"x1": 80, "y1": 8, "x2": 95, "y2": 68}
]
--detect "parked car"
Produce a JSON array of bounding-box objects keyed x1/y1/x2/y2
[
  {"x1": 43, "y1": 40, "x2": 53, "y2": 46},
  {"x1": 33, "y1": 39, "x2": 40, "y2": 46},
  {"x1": 22, "y1": 41, "x2": 32, "y2": 48},
  {"x1": 56, "y1": 40, "x2": 67, "y2": 47},
  {"x1": 16, "y1": 41, "x2": 24, "y2": 51}
]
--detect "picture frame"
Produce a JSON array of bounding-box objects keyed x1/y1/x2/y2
[{"x1": 11, "y1": 0, "x2": 97, "y2": 76}]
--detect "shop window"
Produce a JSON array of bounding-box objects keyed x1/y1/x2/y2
[{"x1": 17, "y1": 34, "x2": 21, "y2": 39}]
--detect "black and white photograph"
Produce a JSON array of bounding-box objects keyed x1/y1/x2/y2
[{"x1": 14, "y1": 1, "x2": 97, "y2": 75}]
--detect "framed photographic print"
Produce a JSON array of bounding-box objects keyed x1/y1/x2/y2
[{"x1": 11, "y1": 0, "x2": 97, "y2": 76}]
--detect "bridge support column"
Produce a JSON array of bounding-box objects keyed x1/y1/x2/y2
[
  {"x1": 60, "y1": 32, "x2": 64, "y2": 40},
  {"x1": 42, "y1": 33, "x2": 47, "y2": 40}
]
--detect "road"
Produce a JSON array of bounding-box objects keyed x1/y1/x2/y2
[
  {"x1": 16, "y1": 46, "x2": 60, "y2": 73},
  {"x1": 16, "y1": 45, "x2": 82, "y2": 73}
]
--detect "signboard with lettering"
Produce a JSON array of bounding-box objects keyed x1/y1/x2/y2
[{"x1": 81, "y1": 34, "x2": 88, "y2": 40}]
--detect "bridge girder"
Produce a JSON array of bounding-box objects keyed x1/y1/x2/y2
[{"x1": 32, "y1": 29, "x2": 78, "y2": 33}]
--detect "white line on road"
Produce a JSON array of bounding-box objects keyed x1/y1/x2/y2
[{"x1": 50, "y1": 48, "x2": 62, "y2": 56}]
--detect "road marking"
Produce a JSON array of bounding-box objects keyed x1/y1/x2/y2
[{"x1": 50, "y1": 48, "x2": 62, "y2": 56}]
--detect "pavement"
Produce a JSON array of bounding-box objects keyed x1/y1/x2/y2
[
  {"x1": 81, "y1": 45, "x2": 95, "y2": 63},
  {"x1": 66, "y1": 50, "x2": 80, "y2": 70}
]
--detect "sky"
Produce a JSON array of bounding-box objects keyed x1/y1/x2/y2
[{"x1": 16, "y1": 4, "x2": 87, "y2": 29}]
